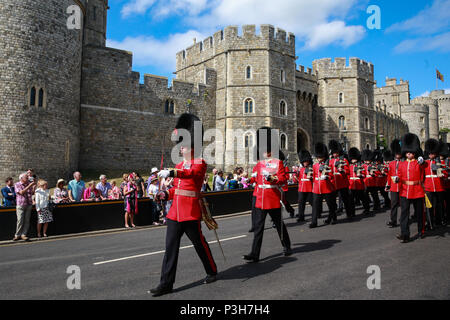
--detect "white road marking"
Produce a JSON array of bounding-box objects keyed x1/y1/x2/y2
[{"x1": 93, "y1": 234, "x2": 247, "y2": 266}]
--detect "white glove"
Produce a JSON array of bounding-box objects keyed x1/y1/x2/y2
[
  {"x1": 158, "y1": 170, "x2": 170, "y2": 179},
  {"x1": 418, "y1": 157, "x2": 424, "y2": 164},
  {"x1": 251, "y1": 172, "x2": 258, "y2": 178},
  {"x1": 320, "y1": 175, "x2": 328, "y2": 180}
]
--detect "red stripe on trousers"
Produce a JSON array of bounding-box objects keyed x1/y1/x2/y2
[{"x1": 197, "y1": 221, "x2": 217, "y2": 273}]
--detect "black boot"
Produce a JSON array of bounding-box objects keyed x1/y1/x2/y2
[{"x1": 150, "y1": 284, "x2": 173, "y2": 297}]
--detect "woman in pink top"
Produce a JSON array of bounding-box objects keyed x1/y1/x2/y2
[
  {"x1": 108, "y1": 180, "x2": 122, "y2": 200},
  {"x1": 83, "y1": 181, "x2": 101, "y2": 202}
]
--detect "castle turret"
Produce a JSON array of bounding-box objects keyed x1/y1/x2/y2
[
  {"x1": 0, "y1": 0, "x2": 85, "y2": 183},
  {"x1": 83, "y1": 0, "x2": 108, "y2": 47}
]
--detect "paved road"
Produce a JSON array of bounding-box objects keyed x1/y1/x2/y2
[{"x1": 0, "y1": 206, "x2": 449, "y2": 300}]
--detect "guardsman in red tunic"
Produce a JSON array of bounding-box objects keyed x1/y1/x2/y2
[
  {"x1": 280, "y1": 151, "x2": 295, "y2": 218},
  {"x1": 439, "y1": 142, "x2": 450, "y2": 225},
  {"x1": 248, "y1": 166, "x2": 258, "y2": 233},
  {"x1": 328, "y1": 140, "x2": 354, "y2": 219},
  {"x1": 424, "y1": 139, "x2": 447, "y2": 228},
  {"x1": 377, "y1": 150, "x2": 392, "y2": 210},
  {"x1": 310, "y1": 143, "x2": 336, "y2": 228},
  {"x1": 150, "y1": 114, "x2": 217, "y2": 297},
  {"x1": 397, "y1": 133, "x2": 426, "y2": 243},
  {"x1": 243, "y1": 127, "x2": 292, "y2": 263},
  {"x1": 362, "y1": 149, "x2": 381, "y2": 212},
  {"x1": 297, "y1": 150, "x2": 314, "y2": 222},
  {"x1": 386, "y1": 139, "x2": 402, "y2": 227},
  {"x1": 348, "y1": 147, "x2": 371, "y2": 215}
]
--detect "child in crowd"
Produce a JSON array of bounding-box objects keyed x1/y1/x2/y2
[
  {"x1": 83, "y1": 181, "x2": 101, "y2": 202},
  {"x1": 35, "y1": 180, "x2": 53, "y2": 238},
  {"x1": 108, "y1": 180, "x2": 122, "y2": 200}
]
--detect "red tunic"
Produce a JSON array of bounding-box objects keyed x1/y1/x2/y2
[
  {"x1": 329, "y1": 157, "x2": 350, "y2": 190},
  {"x1": 254, "y1": 158, "x2": 287, "y2": 210},
  {"x1": 348, "y1": 163, "x2": 365, "y2": 190},
  {"x1": 376, "y1": 163, "x2": 388, "y2": 187},
  {"x1": 281, "y1": 166, "x2": 289, "y2": 192},
  {"x1": 424, "y1": 159, "x2": 447, "y2": 192},
  {"x1": 167, "y1": 158, "x2": 207, "y2": 222},
  {"x1": 312, "y1": 162, "x2": 335, "y2": 194},
  {"x1": 387, "y1": 160, "x2": 401, "y2": 193},
  {"x1": 398, "y1": 159, "x2": 425, "y2": 199},
  {"x1": 297, "y1": 167, "x2": 313, "y2": 193},
  {"x1": 363, "y1": 163, "x2": 379, "y2": 188}
]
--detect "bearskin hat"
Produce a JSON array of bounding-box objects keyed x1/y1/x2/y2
[
  {"x1": 256, "y1": 127, "x2": 281, "y2": 160},
  {"x1": 328, "y1": 140, "x2": 342, "y2": 155},
  {"x1": 372, "y1": 149, "x2": 383, "y2": 162},
  {"x1": 383, "y1": 150, "x2": 393, "y2": 162},
  {"x1": 348, "y1": 147, "x2": 361, "y2": 161},
  {"x1": 314, "y1": 142, "x2": 328, "y2": 159},
  {"x1": 390, "y1": 139, "x2": 401, "y2": 156},
  {"x1": 298, "y1": 150, "x2": 313, "y2": 164},
  {"x1": 425, "y1": 139, "x2": 440, "y2": 155},
  {"x1": 439, "y1": 141, "x2": 449, "y2": 158},
  {"x1": 174, "y1": 113, "x2": 203, "y2": 151},
  {"x1": 401, "y1": 133, "x2": 421, "y2": 158},
  {"x1": 361, "y1": 149, "x2": 373, "y2": 162}
]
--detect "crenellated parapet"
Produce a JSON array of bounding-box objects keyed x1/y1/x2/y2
[
  {"x1": 176, "y1": 25, "x2": 296, "y2": 73},
  {"x1": 313, "y1": 57, "x2": 374, "y2": 82},
  {"x1": 295, "y1": 64, "x2": 317, "y2": 82}
]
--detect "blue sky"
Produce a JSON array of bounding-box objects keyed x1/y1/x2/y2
[{"x1": 106, "y1": 0, "x2": 450, "y2": 98}]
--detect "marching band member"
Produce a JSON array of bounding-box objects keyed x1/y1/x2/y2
[
  {"x1": 150, "y1": 113, "x2": 217, "y2": 297},
  {"x1": 374, "y1": 150, "x2": 391, "y2": 210},
  {"x1": 243, "y1": 127, "x2": 292, "y2": 263},
  {"x1": 386, "y1": 139, "x2": 402, "y2": 227},
  {"x1": 297, "y1": 150, "x2": 314, "y2": 223},
  {"x1": 362, "y1": 149, "x2": 381, "y2": 212},
  {"x1": 310, "y1": 143, "x2": 336, "y2": 228},
  {"x1": 328, "y1": 140, "x2": 354, "y2": 219},
  {"x1": 348, "y1": 147, "x2": 371, "y2": 215},
  {"x1": 397, "y1": 133, "x2": 426, "y2": 243}
]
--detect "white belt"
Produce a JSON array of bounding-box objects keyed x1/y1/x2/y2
[
  {"x1": 258, "y1": 185, "x2": 277, "y2": 189},
  {"x1": 350, "y1": 177, "x2": 361, "y2": 180},
  {"x1": 426, "y1": 175, "x2": 438, "y2": 178},
  {"x1": 301, "y1": 179, "x2": 311, "y2": 182},
  {"x1": 333, "y1": 172, "x2": 341, "y2": 175}
]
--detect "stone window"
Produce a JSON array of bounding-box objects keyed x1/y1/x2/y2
[
  {"x1": 30, "y1": 87, "x2": 36, "y2": 107},
  {"x1": 93, "y1": 6, "x2": 97, "y2": 21},
  {"x1": 38, "y1": 88, "x2": 44, "y2": 107},
  {"x1": 243, "y1": 132, "x2": 254, "y2": 148},
  {"x1": 246, "y1": 66, "x2": 252, "y2": 79},
  {"x1": 279, "y1": 100, "x2": 287, "y2": 116},
  {"x1": 366, "y1": 143, "x2": 370, "y2": 150},
  {"x1": 199, "y1": 42, "x2": 203, "y2": 51},
  {"x1": 393, "y1": 94, "x2": 399, "y2": 104},
  {"x1": 280, "y1": 133, "x2": 288, "y2": 150},
  {"x1": 365, "y1": 117, "x2": 370, "y2": 130},
  {"x1": 28, "y1": 85, "x2": 46, "y2": 108},
  {"x1": 165, "y1": 100, "x2": 175, "y2": 114},
  {"x1": 244, "y1": 98, "x2": 254, "y2": 114},
  {"x1": 338, "y1": 116, "x2": 345, "y2": 130},
  {"x1": 364, "y1": 93, "x2": 369, "y2": 107},
  {"x1": 281, "y1": 70, "x2": 285, "y2": 83},
  {"x1": 420, "y1": 129, "x2": 425, "y2": 138},
  {"x1": 420, "y1": 116, "x2": 424, "y2": 124},
  {"x1": 338, "y1": 92, "x2": 344, "y2": 104}
]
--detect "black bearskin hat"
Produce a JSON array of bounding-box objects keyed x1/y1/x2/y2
[
  {"x1": 383, "y1": 150, "x2": 393, "y2": 162},
  {"x1": 174, "y1": 113, "x2": 203, "y2": 149},
  {"x1": 348, "y1": 147, "x2": 361, "y2": 161},
  {"x1": 372, "y1": 149, "x2": 383, "y2": 162},
  {"x1": 390, "y1": 139, "x2": 401, "y2": 156},
  {"x1": 439, "y1": 141, "x2": 449, "y2": 158},
  {"x1": 425, "y1": 139, "x2": 440, "y2": 155},
  {"x1": 328, "y1": 140, "x2": 342, "y2": 155},
  {"x1": 256, "y1": 127, "x2": 280, "y2": 160},
  {"x1": 361, "y1": 149, "x2": 373, "y2": 162},
  {"x1": 314, "y1": 142, "x2": 328, "y2": 159},
  {"x1": 401, "y1": 133, "x2": 421, "y2": 158},
  {"x1": 298, "y1": 150, "x2": 312, "y2": 164}
]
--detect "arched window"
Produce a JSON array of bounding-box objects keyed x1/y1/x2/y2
[
  {"x1": 246, "y1": 66, "x2": 251, "y2": 79},
  {"x1": 30, "y1": 87, "x2": 36, "y2": 106},
  {"x1": 420, "y1": 129, "x2": 425, "y2": 138},
  {"x1": 244, "y1": 98, "x2": 254, "y2": 114},
  {"x1": 165, "y1": 100, "x2": 175, "y2": 114},
  {"x1": 279, "y1": 100, "x2": 287, "y2": 116},
  {"x1": 338, "y1": 116, "x2": 345, "y2": 129},
  {"x1": 280, "y1": 133, "x2": 288, "y2": 150},
  {"x1": 243, "y1": 132, "x2": 254, "y2": 148},
  {"x1": 170, "y1": 101, "x2": 174, "y2": 114},
  {"x1": 365, "y1": 117, "x2": 370, "y2": 130},
  {"x1": 338, "y1": 92, "x2": 344, "y2": 104},
  {"x1": 366, "y1": 143, "x2": 370, "y2": 150},
  {"x1": 38, "y1": 88, "x2": 44, "y2": 107},
  {"x1": 364, "y1": 93, "x2": 369, "y2": 107},
  {"x1": 281, "y1": 69, "x2": 285, "y2": 83},
  {"x1": 297, "y1": 91, "x2": 302, "y2": 100},
  {"x1": 165, "y1": 100, "x2": 169, "y2": 113}
]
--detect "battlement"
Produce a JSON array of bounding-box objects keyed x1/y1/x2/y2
[
  {"x1": 411, "y1": 96, "x2": 437, "y2": 106},
  {"x1": 176, "y1": 25, "x2": 295, "y2": 72},
  {"x1": 312, "y1": 57, "x2": 374, "y2": 81},
  {"x1": 295, "y1": 64, "x2": 317, "y2": 81},
  {"x1": 374, "y1": 77, "x2": 409, "y2": 89}
]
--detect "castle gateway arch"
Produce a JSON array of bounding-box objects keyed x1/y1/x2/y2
[{"x1": 297, "y1": 128, "x2": 310, "y2": 153}]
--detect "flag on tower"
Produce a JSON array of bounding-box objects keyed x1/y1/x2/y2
[{"x1": 436, "y1": 69, "x2": 444, "y2": 82}]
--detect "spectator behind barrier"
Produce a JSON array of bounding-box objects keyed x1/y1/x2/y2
[
  {"x1": 108, "y1": 180, "x2": 122, "y2": 200},
  {"x1": 35, "y1": 179, "x2": 53, "y2": 238},
  {"x1": 96, "y1": 175, "x2": 112, "y2": 200},
  {"x1": 13, "y1": 172, "x2": 36, "y2": 241},
  {"x1": 214, "y1": 171, "x2": 227, "y2": 191},
  {"x1": 68, "y1": 172, "x2": 85, "y2": 202},
  {"x1": 83, "y1": 181, "x2": 101, "y2": 202},
  {"x1": 2, "y1": 177, "x2": 16, "y2": 207},
  {"x1": 54, "y1": 179, "x2": 70, "y2": 204},
  {"x1": 227, "y1": 173, "x2": 239, "y2": 190}
]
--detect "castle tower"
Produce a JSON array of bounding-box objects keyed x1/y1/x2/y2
[
  {"x1": 402, "y1": 104, "x2": 429, "y2": 149},
  {"x1": 313, "y1": 58, "x2": 376, "y2": 150},
  {"x1": 0, "y1": 0, "x2": 85, "y2": 183},
  {"x1": 175, "y1": 25, "x2": 297, "y2": 170},
  {"x1": 83, "y1": 0, "x2": 108, "y2": 47},
  {"x1": 411, "y1": 96, "x2": 439, "y2": 140}
]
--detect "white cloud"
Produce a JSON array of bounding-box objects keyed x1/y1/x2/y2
[
  {"x1": 420, "y1": 91, "x2": 430, "y2": 97},
  {"x1": 121, "y1": 0, "x2": 156, "y2": 18},
  {"x1": 305, "y1": 21, "x2": 365, "y2": 49},
  {"x1": 387, "y1": 0, "x2": 450, "y2": 35},
  {"x1": 152, "y1": 0, "x2": 210, "y2": 18},
  {"x1": 394, "y1": 32, "x2": 450, "y2": 53},
  {"x1": 107, "y1": 30, "x2": 207, "y2": 71}
]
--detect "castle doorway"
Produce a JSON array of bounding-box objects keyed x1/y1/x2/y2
[{"x1": 297, "y1": 128, "x2": 310, "y2": 152}]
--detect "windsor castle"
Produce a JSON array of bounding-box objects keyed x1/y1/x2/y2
[{"x1": 1, "y1": 0, "x2": 450, "y2": 183}]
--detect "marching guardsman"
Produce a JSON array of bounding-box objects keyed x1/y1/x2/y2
[
  {"x1": 248, "y1": 166, "x2": 258, "y2": 233},
  {"x1": 424, "y1": 139, "x2": 447, "y2": 228},
  {"x1": 150, "y1": 113, "x2": 217, "y2": 297},
  {"x1": 243, "y1": 127, "x2": 292, "y2": 263},
  {"x1": 328, "y1": 140, "x2": 355, "y2": 219},
  {"x1": 439, "y1": 142, "x2": 450, "y2": 225},
  {"x1": 280, "y1": 151, "x2": 296, "y2": 218},
  {"x1": 310, "y1": 143, "x2": 336, "y2": 228},
  {"x1": 378, "y1": 150, "x2": 392, "y2": 210},
  {"x1": 297, "y1": 150, "x2": 314, "y2": 222},
  {"x1": 397, "y1": 133, "x2": 426, "y2": 243},
  {"x1": 362, "y1": 149, "x2": 381, "y2": 212},
  {"x1": 386, "y1": 139, "x2": 402, "y2": 227},
  {"x1": 348, "y1": 147, "x2": 371, "y2": 215}
]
